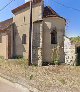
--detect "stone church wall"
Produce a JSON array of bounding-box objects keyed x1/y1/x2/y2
[
  {"x1": 43, "y1": 17, "x2": 65, "y2": 63},
  {"x1": 13, "y1": 2, "x2": 43, "y2": 59},
  {"x1": 32, "y1": 21, "x2": 43, "y2": 66}
]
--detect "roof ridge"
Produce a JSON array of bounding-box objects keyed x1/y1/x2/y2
[{"x1": 12, "y1": 0, "x2": 42, "y2": 14}]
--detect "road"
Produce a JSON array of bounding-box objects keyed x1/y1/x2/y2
[{"x1": 0, "y1": 77, "x2": 29, "y2": 92}]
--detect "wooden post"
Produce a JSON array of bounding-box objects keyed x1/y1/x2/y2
[{"x1": 29, "y1": 0, "x2": 32, "y2": 65}]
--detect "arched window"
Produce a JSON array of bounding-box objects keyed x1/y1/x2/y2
[{"x1": 51, "y1": 30, "x2": 57, "y2": 44}]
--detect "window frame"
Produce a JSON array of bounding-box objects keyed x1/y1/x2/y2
[
  {"x1": 51, "y1": 30, "x2": 57, "y2": 44},
  {"x1": 22, "y1": 34, "x2": 26, "y2": 44}
]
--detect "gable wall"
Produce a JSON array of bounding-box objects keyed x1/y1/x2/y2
[{"x1": 13, "y1": 2, "x2": 43, "y2": 58}]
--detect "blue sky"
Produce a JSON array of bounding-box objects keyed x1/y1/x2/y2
[
  {"x1": 0, "y1": 0, "x2": 80, "y2": 37},
  {"x1": 45, "y1": 0, "x2": 80, "y2": 37}
]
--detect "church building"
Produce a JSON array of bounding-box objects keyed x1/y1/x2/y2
[{"x1": 0, "y1": 0, "x2": 66, "y2": 65}]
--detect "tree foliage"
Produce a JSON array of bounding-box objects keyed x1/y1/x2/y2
[{"x1": 70, "y1": 36, "x2": 80, "y2": 43}]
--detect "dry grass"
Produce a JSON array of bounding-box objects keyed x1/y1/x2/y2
[{"x1": 0, "y1": 59, "x2": 80, "y2": 92}]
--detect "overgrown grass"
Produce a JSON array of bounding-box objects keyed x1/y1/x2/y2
[{"x1": 0, "y1": 58, "x2": 29, "y2": 69}]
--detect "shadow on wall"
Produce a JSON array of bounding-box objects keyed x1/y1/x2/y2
[
  {"x1": 77, "y1": 46, "x2": 80, "y2": 65},
  {"x1": 13, "y1": 23, "x2": 26, "y2": 58},
  {"x1": 32, "y1": 23, "x2": 41, "y2": 64}
]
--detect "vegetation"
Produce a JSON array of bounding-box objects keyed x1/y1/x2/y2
[
  {"x1": 52, "y1": 44, "x2": 60, "y2": 65},
  {"x1": 59, "y1": 78, "x2": 66, "y2": 85},
  {"x1": 70, "y1": 36, "x2": 80, "y2": 65},
  {"x1": 70, "y1": 36, "x2": 80, "y2": 43},
  {"x1": 0, "y1": 56, "x2": 4, "y2": 59},
  {"x1": 30, "y1": 74, "x2": 33, "y2": 80}
]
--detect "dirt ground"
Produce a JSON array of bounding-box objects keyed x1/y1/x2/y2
[{"x1": 0, "y1": 59, "x2": 80, "y2": 92}]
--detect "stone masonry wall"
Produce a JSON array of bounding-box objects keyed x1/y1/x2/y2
[
  {"x1": 32, "y1": 21, "x2": 43, "y2": 66},
  {"x1": 13, "y1": 2, "x2": 43, "y2": 59},
  {"x1": 43, "y1": 17, "x2": 65, "y2": 63}
]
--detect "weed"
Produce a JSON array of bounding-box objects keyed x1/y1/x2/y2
[
  {"x1": 59, "y1": 78, "x2": 66, "y2": 85},
  {"x1": 30, "y1": 75, "x2": 33, "y2": 80}
]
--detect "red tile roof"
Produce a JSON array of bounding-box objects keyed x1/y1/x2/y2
[
  {"x1": 12, "y1": 0, "x2": 42, "y2": 14},
  {"x1": 43, "y1": 6, "x2": 60, "y2": 17},
  {"x1": 0, "y1": 18, "x2": 13, "y2": 31},
  {"x1": 43, "y1": 6, "x2": 66, "y2": 21}
]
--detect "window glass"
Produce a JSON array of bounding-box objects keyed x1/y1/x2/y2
[{"x1": 51, "y1": 30, "x2": 57, "y2": 44}]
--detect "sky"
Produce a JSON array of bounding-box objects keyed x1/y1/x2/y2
[{"x1": 0, "y1": 0, "x2": 80, "y2": 37}]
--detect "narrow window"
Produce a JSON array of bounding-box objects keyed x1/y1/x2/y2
[
  {"x1": 51, "y1": 30, "x2": 57, "y2": 44},
  {"x1": 0, "y1": 34, "x2": 2, "y2": 43},
  {"x1": 22, "y1": 34, "x2": 26, "y2": 44}
]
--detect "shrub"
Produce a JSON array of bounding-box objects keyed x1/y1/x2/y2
[
  {"x1": 52, "y1": 44, "x2": 60, "y2": 65},
  {"x1": 54, "y1": 60, "x2": 59, "y2": 65}
]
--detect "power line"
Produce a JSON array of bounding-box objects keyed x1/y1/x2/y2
[
  {"x1": 52, "y1": 0, "x2": 80, "y2": 12},
  {"x1": 0, "y1": 0, "x2": 15, "y2": 12}
]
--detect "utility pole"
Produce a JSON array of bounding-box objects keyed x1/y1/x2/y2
[{"x1": 29, "y1": 0, "x2": 33, "y2": 65}]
